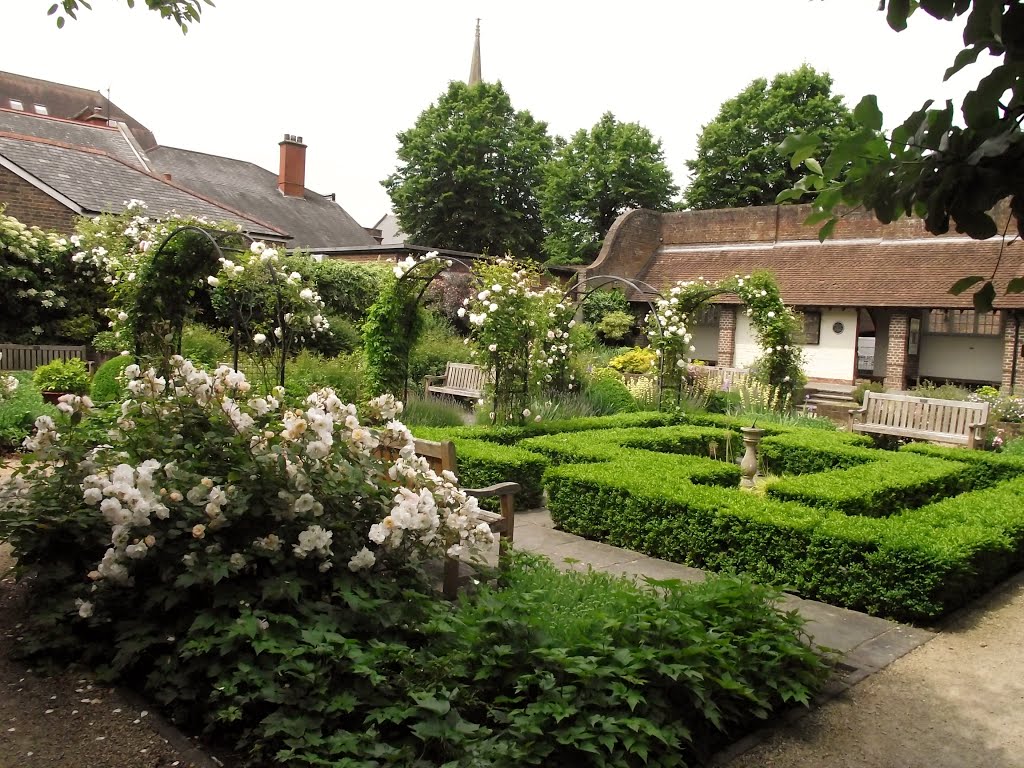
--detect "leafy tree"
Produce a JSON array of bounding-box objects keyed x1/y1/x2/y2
[
  {"x1": 685, "y1": 65, "x2": 855, "y2": 210},
  {"x1": 778, "y1": 1, "x2": 1024, "y2": 311},
  {"x1": 384, "y1": 81, "x2": 553, "y2": 258},
  {"x1": 539, "y1": 112, "x2": 678, "y2": 264},
  {"x1": 47, "y1": 0, "x2": 212, "y2": 31}
]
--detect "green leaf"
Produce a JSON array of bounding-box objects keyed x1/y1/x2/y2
[
  {"x1": 804, "y1": 158, "x2": 823, "y2": 176},
  {"x1": 949, "y1": 276, "x2": 986, "y2": 295},
  {"x1": 853, "y1": 95, "x2": 884, "y2": 132},
  {"x1": 973, "y1": 281, "x2": 997, "y2": 313},
  {"x1": 1006, "y1": 277, "x2": 1024, "y2": 294},
  {"x1": 886, "y1": 0, "x2": 912, "y2": 31},
  {"x1": 944, "y1": 44, "x2": 983, "y2": 81},
  {"x1": 817, "y1": 218, "x2": 838, "y2": 243}
]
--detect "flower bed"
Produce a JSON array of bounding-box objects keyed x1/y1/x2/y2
[{"x1": 0, "y1": 364, "x2": 830, "y2": 766}]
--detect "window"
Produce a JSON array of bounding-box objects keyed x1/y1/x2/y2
[
  {"x1": 8, "y1": 99, "x2": 23, "y2": 111},
  {"x1": 802, "y1": 310, "x2": 821, "y2": 345},
  {"x1": 694, "y1": 305, "x2": 720, "y2": 326},
  {"x1": 33, "y1": 104, "x2": 48, "y2": 115},
  {"x1": 927, "y1": 309, "x2": 1001, "y2": 336}
]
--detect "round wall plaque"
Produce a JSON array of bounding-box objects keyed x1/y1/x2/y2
[{"x1": 832, "y1": 322, "x2": 845, "y2": 334}]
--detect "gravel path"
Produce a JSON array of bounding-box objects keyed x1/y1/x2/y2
[{"x1": 725, "y1": 570, "x2": 1024, "y2": 768}]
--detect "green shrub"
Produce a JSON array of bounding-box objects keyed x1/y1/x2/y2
[
  {"x1": 181, "y1": 323, "x2": 232, "y2": 369},
  {"x1": 32, "y1": 357, "x2": 89, "y2": 394},
  {"x1": 759, "y1": 430, "x2": 877, "y2": 475},
  {"x1": 583, "y1": 369, "x2": 637, "y2": 414},
  {"x1": 284, "y1": 351, "x2": 365, "y2": 404},
  {"x1": 765, "y1": 453, "x2": 971, "y2": 516},
  {"x1": 89, "y1": 355, "x2": 133, "y2": 403},
  {"x1": 407, "y1": 313, "x2": 473, "y2": 385},
  {"x1": 900, "y1": 442, "x2": 1024, "y2": 486},
  {"x1": 581, "y1": 286, "x2": 629, "y2": 325},
  {"x1": 302, "y1": 314, "x2": 362, "y2": 357},
  {"x1": 596, "y1": 309, "x2": 634, "y2": 341},
  {"x1": 0, "y1": 371, "x2": 57, "y2": 448},
  {"x1": 608, "y1": 346, "x2": 657, "y2": 374},
  {"x1": 852, "y1": 380, "x2": 885, "y2": 404}
]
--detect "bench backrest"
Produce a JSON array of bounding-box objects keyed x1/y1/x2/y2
[
  {"x1": 862, "y1": 391, "x2": 989, "y2": 434},
  {"x1": 444, "y1": 362, "x2": 488, "y2": 391}
]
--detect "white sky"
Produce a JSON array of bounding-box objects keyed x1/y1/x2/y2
[{"x1": 0, "y1": 1, "x2": 991, "y2": 229}]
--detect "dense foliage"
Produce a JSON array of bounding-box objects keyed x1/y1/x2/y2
[
  {"x1": 779, "y1": 2, "x2": 1024, "y2": 310},
  {"x1": 540, "y1": 112, "x2": 678, "y2": 264},
  {"x1": 384, "y1": 81, "x2": 553, "y2": 257},
  {"x1": 685, "y1": 65, "x2": 855, "y2": 210},
  {"x1": 0, "y1": 382, "x2": 829, "y2": 766}
]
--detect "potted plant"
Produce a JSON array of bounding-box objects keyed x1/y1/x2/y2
[{"x1": 32, "y1": 358, "x2": 90, "y2": 405}]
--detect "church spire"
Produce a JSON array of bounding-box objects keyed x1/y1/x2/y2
[{"x1": 468, "y1": 19, "x2": 482, "y2": 86}]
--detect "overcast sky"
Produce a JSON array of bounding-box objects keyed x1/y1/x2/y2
[{"x1": 1, "y1": 1, "x2": 991, "y2": 229}]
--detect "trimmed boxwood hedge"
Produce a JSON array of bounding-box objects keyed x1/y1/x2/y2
[
  {"x1": 545, "y1": 459, "x2": 1024, "y2": 621},
  {"x1": 765, "y1": 453, "x2": 972, "y2": 516},
  {"x1": 521, "y1": 425, "x2": 742, "y2": 465},
  {"x1": 759, "y1": 430, "x2": 876, "y2": 475},
  {"x1": 900, "y1": 442, "x2": 1024, "y2": 487}
]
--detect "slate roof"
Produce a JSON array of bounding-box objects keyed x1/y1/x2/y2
[
  {"x1": 0, "y1": 71, "x2": 157, "y2": 149},
  {"x1": 148, "y1": 146, "x2": 376, "y2": 249},
  {"x1": 0, "y1": 107, "x2": 145, "y2": 166},
  {"x1": 0, "y1": 134, "x2": 283, "y2": 237}
]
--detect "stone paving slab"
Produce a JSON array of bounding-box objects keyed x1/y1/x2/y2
[{"x1": 514, "y1": 508, "x2": 936, "y2": 678}]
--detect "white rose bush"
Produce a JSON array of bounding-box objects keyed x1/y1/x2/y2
[
  {"x1": 462, "y1": 259, "x2": 577, "y2": 424},
  {"x1": 0, "y1": 358, "x2": 499, "y2": 760}
]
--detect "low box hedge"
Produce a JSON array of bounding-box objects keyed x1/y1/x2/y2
[
  {"x1": 759, "y1": 430, "x2": 877, "y2": 475},
  {"x1": 765, "y1": 453, "x2": 972, "y2": 516},
  {"x1": 520, "y1": 425, "x2": 740, "y2": 466},
  {"x1": 544, "y1": 453, "x2": 1024, "y2": 621},
  {"x1": 900, "y1": 442, "x2": 1024, "y2": 486}
]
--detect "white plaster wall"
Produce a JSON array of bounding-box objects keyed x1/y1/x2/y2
[
  {"x1": 734, "y1": 308, "x2": 858, "y2": 382},
  {"x1": 690, "y1": 324, "x2": 718, "y2": 363},
  {"x1": 918, "y1": 335, "x2": 1002, "y2": 383}
]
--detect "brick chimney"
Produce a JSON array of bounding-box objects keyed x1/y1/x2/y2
[{"x1": 278, "y1": 134, "x2": 306, "y2": 197}]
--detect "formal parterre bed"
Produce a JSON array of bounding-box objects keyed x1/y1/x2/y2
[{"x1": 419, "y1": 413, "x2": 1024, "y2": 622}]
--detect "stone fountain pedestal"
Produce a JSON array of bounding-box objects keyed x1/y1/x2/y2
[{"x1": 739, "y1": 426, "x2": 765, "y2": 489}]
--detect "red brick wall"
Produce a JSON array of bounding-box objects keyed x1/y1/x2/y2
[
  {"x1": 717, "y1": 306, "x2": 736, "y2": 367},
  {"x1": 1002, "y1": 312, "x2": 1023, "y2": 394},
  {"x1": 0, "y1": 167, "x2": 77, "y2": 232},
  {"x1": 585, "y1": 209, "x2": 662, "y2": 295},
  {"x1": 884, "y1": 311, "x2": 909, "y2": 391},
  {"x1": 660, "y1": 207, "x2": 778, "y2": 245}
]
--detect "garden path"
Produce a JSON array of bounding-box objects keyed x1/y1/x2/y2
[{"x1": 514, "y1": 508, "x2": 1024, "y2": 768}]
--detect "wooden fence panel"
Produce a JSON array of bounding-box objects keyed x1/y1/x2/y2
[{"x1": 0, "y1": 344, "x2": 88, "y2": 371}]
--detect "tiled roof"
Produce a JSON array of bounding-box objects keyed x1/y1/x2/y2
[
  {"x1": 0, "y1": 134, "x2": 283, "y2": 237},
  {"x1": 0, "y1": 71, "x2": 156, "y2": 149},
  {"x1": 638, "y1": 236, "x2": 1024, "y2": 309},
  {"x1": 148, "y1": 146, "x2": 377, "y2": 249}
]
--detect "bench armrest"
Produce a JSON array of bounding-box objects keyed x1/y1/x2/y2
[
  {"x1": 848, "y1": 405, "x2": 866, "y2": 428},
  {"x1": 465, "y1": 482, "x2": 521, "y2": 498},
  {"x1": 423, "y1": 374, "x2": 446, "y2": 397}
]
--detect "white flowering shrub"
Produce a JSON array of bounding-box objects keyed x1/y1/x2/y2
[
  {"x1": 461, "y1": 259, "x2": 576, "y2": 424},
  {"x1": 0, "y1": 208, "x2": 71, "y2": 342},
  {"x1": 0, "y1": 359, "x2": 494, "y2": 716},
  {"x1": 648, "y1": 272, "x2": 804, "y2": 409},
  {"x1": 0, "y1": 373, "x2": 18, "y2": 404}
]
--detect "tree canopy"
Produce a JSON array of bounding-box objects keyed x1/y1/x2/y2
[
  {"x1": 685, "y1": 64, "x2": 855, "y2": 210},
  {"x1": 383, "y1": 81, "x2": 553, "y2": 258},
  {"x1": 778, "y1": 1, "x2": 1024, "y2": 310},
  {"x1": 48, "y1": 0, "x2": 212, "y2": 31},
  {"x1": 539, "y1": 112, "x2": 678, "y2": 265}
]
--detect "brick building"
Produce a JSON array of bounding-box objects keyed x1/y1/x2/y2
[
  {"x1": 0, "y1": 70, "x2": 376, "y2": 249},
  {"x1": 585, "y1": 205, "x2": 1024, "y2": 394}
]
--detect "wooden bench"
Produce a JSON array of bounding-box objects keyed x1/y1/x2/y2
[
  {"x1": 379, "y1": 437, "x2": 518, "y2": 599},
  {"x1": 424, "y1": 362, "x2": 489, "y2": 402},
  {"x1": 849, "y1": 391, "x2": 990, "y2": 449}
]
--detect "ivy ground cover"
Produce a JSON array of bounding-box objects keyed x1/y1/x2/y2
[{"x1": 427, "y1": 415, "x2": 1024, "y2": 622}]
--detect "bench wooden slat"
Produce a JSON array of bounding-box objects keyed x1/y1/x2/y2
[
  {"x1": 425, "y1": 362, "x2": 489, "y2": 402},
  {"x1": 850, "y1": 391, "x2": 988, "y2": 449}
]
